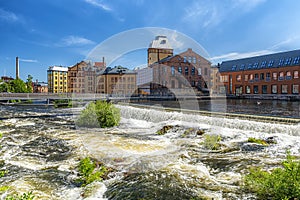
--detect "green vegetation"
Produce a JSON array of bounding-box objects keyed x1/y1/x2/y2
[
  {"x1": 202, "y1": 134, "x2": 222, "y2": 150},
  {"x1": 76, "y1": 100, "x2": 120, "y2": 128},
  {"x1": 76, "y1": 157, "x2": 108, "y2": 187},
  {"x1": 5, "y1": 191, "x2": 35, "y2": 200},
  {"x1": 0, "y1": 76, "x2": 33, "y2": 93},
  {"x1": 0, "y1": 170, "x2": 8, "y2": 178},
  {"x1": 54, "y1": 99, "x2": 72, "y2": 108},
  {"x1": 247, "y1": 137, "x2": 268, "y2": 146},
  {"x1": 244, "y1": 153, "x2": 300, "y2": 199},
  {"x1": 0, "y1": 186, "x2": 9, "y2": 193},
  {"x1": 156, "y1": 125, "x2": 174, "y2": 135}
]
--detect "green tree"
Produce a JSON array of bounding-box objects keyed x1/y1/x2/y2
[
  {"x1": 26, "y1": 75, "x2": 33, "y2": 93},
  {"x1": 0, "y1": 81, "x2": 12, "y2": 92},
  {"x1": 9, "y1": 79, "x2": 28, "y2": 93}
]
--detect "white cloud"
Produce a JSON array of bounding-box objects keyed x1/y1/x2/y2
[
  {"x1": 60, "y1": 35, "x2": 96, "y2": 47},
  {"x1": 0, "y1": 8, "x2": 19, "y2": 22},
  {"x1": 182, "y1": 0, "x2": 265, "y2": 28},
  {"x1": 210, "y1": 49, "x2": 274, "y2": 63},
  {"x1": 19, "y1": 58, "x2": 38, "y2": 63},
  {"x1": 84, "y1": 0, "x2": 112, "y2": 11}
]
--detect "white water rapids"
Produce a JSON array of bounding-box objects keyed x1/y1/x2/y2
[{"x1": 0, "y1": 104, "x2": 299, "y2": 199}]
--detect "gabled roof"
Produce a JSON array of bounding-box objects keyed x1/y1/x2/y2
[{"x1": 219, "y1": 49, "x2": 300, "y2": 72}]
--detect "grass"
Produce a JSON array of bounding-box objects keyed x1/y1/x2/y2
[
  {"x1": 202, "y1": 134, "x2": 222, "y2": 150},
  {"x1": 247, "y1": 137, "x2": 268, "y2": 146},
  {"x1": 5, "y1": 192, "x2": 35, "y2": 200}
]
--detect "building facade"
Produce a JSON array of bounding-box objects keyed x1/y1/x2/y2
[
  {"x1": 47, "y1": 66, "x2": 68, "y2": 93},
  {"x1": 32, "y1": 81, "x2": 48, "y2": 93},
  {"x1": 147, "y1": 36, "x2": 173, "y2": 65},
  {"x1": 68, "y1": 61, "x2": 106, "y2": 93},
  {"x1": 218, "y1": 50, "x2": 300, "y2": 96},
  {"x1": 97, "y1": 66, "x2": 137, "y2": 96}
]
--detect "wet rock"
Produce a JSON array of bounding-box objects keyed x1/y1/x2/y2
[
  {"x1": 196, "y1": 129, "x2": 205, "y2": 136},
  {"x1": 265, "y1": 136, "x2": 278, "y2": 144},
  {"x1": 241, "y1": 143, "x2": 266, "y2": 151},
  {"x1": 156, "y1": 125, "x2": 174, "y2": 135}
]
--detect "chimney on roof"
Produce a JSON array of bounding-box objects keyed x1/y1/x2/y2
[
  {"x1": 102, "y1": 57, "x2": 105, "y2": 67},
  {"x1": 16, "y1": 56, "x2": 19, "y2": 79}
]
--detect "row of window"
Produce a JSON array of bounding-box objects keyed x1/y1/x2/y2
[
  {"x1": 183, "y1": 56, "x2": 200, "y2": 64},
  {"x1": 170, "y1": 66, "x2": 208, "y2": 76},
  {"x1": 111, "y1": 77, "x2": 135, "y2": 82},
  {"x1": 111, "y1": 84, "x2": 136, "y2": 89},
  {"x1": 243, "y1": 84, "x2": 299, "y2": 94},
  {"x1": 231, "y1": 56, "x2": 300, "y2": 71},
  {"x1": 221, "y1": 71, "x2": 299, "y2": 82}
]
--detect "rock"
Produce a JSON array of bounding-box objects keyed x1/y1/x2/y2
[
  {"x1": 265, "y1": 136, "x2": 278, "y2": 144},
  {"x1": 196, "y1": 129, "x2": 205, "y2": 135},
  {"x1": 241, "y1": 143, "x2": 266, "y2": 151},
  {"x1": 156, "y1": 125, "x2": 174, "y2": 135}
]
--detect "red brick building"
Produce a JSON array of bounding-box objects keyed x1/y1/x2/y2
[{"x1": 218, "y1": 50, "x2": 300, "y2": 97}]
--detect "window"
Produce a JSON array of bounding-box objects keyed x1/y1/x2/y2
[
  {"x1": 292, "y1": 85, "x2": 299, "y2": 94},
  {"x1": 266, "y1": 72, "x2": 271, "y2": 81},
  {"x1": 273, "y1": 72, "x2": 277, "y2": 80},
  {"x1": 249, "y1": 74, "x2": 254, "y2": 80},
  {"x1": 246, "y1": 86, "x2": 251, "y2": 94},
  {"x1": 279, "y1": 72, "x2": 284, "y2": 81},
  {"x1": 254, "y1": 73, "x2": 259, "y2": 79},
  {"x1": 260, "y1": 73, "x2": 264, "y2": 80},
  {"x1": 262, "y1": 85, "x2": 268, "y2": 94},
  {"x1": 231, "y1": 65, "x2": 237, "y2": 71},
  {"x1": 294, "y1": 71, "x2": 299, "y2": 78},
  {"x1": 240, "y1": 64, "x2": 245, "y2": 70},
  {"x1": 236, "y1": 74, "x2": 241, "y2": 81},
  {"x1": 221, "y1": 75, "x2": 228, "y2": 82},
  {"x1": 171, "y1": 66, "x2": 175, "y2": 76},
  {"x1": 253, "y1": 62, "x2": 259, "y2": 69},
  {"x1": 261, "y1": 61, "x2": 267, "y2": 68},
  {"x1": 244, "y1": 74, "x2": 248, "y2": 81},
  {"x1": 293, "y1": 57, "x2": 300, "y2": 64},
  {"x1": 188, "y1": 56, "x2": 192, "y2": 63},
  {"x1": 281, "y1": 85, "x2": 288, "y2": 94},
  {"x1": 193, "y1": 57, "x2": 197, "y2": 64},
  {"x1": 204, "y1": 68, "x2": 208, "y2": 75},
  {"x1": 253, "y1": 86, "x2": 259, "y2": 94},
  {"x1": 198, "y1": 68, "x2": 202, "y2": 75},
  {"x1": 178, "y1": 66, "x2": 182, "y2": 74},
  {"x1": 285, "y1": 58, "x2": 292, "y2": 65},
  {"x1": 191, "y1": 67, "x2": 195, "y2": 75},
  {"x1": 268, "y1": 60, "x2": 274, "y2": 67},
  {"x1": 248, "y1": 64, "x2": 252, "y2": 69},
  {"x1": 183, "y1": 56, "x2": 187, "y2": 63},
  {"x1": 185, "y1": 67, "x2": 189, "y2": 75},
  {"x1": 286, "y1": 71, "x2": 292, "y2": 80},
  {"x1": 278, "y1": 59, "x2": 284, "y2": 66}
]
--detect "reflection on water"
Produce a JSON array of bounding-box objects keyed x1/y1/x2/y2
[{"x1": 0, "y1": 103, "x2": 299, "y2": 199}]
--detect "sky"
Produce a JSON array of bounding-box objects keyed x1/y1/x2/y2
[{"x1": 1, "y1": 0, "x2": 300, "y2": 81}]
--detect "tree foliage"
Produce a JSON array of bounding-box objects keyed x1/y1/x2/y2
[{"x1": 0, "y1": 76, "x2": 33, "y2": 93}]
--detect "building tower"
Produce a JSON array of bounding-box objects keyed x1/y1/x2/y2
[
  {"x1": 16, "y1": 56, "x2": 19, "y2": 79},
  {"x1": 147, "y1": 36, "x2": 173, "y2": 66}
]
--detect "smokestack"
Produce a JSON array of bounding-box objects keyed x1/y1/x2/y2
[
  {"x1": 102, "y1": 57, "x2": 105, "y2": 67},
  {"x1": 16, "y1": 56, "x2": 19, "y2": 79}
]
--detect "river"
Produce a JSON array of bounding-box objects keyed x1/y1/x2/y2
[{"x1": 0, "y1": 101, "x2": 299, "y2": 199}]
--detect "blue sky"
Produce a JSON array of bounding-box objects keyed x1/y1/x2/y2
[{"x1": 1, "y1": 0, "x2": 300, "y2": 81}]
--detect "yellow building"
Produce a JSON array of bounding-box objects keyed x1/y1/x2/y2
[
  {"x1": 147, "y1": 36, "x2": 173, "y2": 65},
  {"x1": 47, "y1": 66, "x2": 68, "y2": 93}
]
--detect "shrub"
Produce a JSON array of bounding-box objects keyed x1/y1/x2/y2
[
  {"x1": 76, "y1": 157, "x2": 108, "y2": 187},
  {"x1": 5, "y1": 191, "x2": 35, "y2": 200},
  {"x1": 244, "y1": 152, "x2": 300, "y2": 199},
  {"x1": 76, "y1": 100, "x2": 120, "y2": 128},
  {"x1": 156, "y1": 125, "x2": 173, "y2": 135},
  {"x1": 0, "y1": 170, "x2": 8, "y2": 178},
  {"x1": 0, "y1": 186, "x2": 9, "y2": 193},
  {"x1": 202, "y1": 134, "x2": 221, "y2": 150},
  {"x1": 54, "y1": 99, "x2": 72, "y2": 108}
]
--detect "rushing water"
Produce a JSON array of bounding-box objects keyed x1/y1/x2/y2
[{"x1": 0, "y1": 103, "x2": 299, "y2": 199}]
